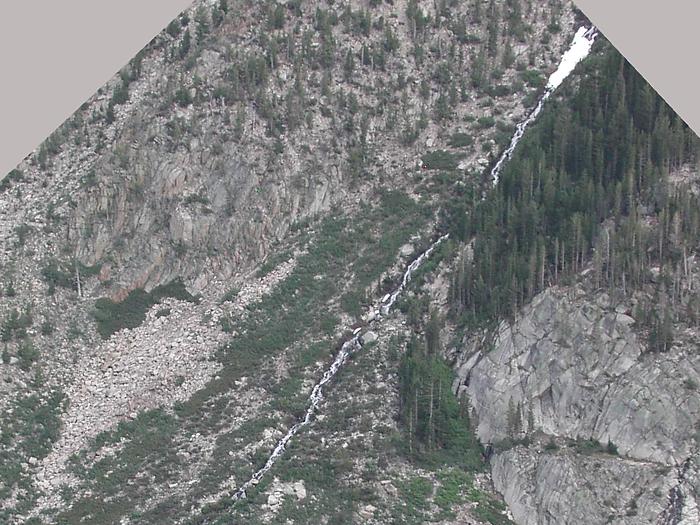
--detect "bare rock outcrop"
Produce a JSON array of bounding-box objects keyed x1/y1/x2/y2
[
  {"x1": 491, "y1": 446, "x2": 673, "y2": 525},
  {"x1": 458, "y1": 287, "x2": 700, "y2": 464},
  {"x1": 454, "y1": 285, "x2": 700, "y2": 524}
]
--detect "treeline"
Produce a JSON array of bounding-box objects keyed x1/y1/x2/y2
[
  {"x1": 398, "y1": 313, "x2": 483, "y2": 468},
  {"x1": 446, "y1": 40, "x2": 700, "y2": 346}
]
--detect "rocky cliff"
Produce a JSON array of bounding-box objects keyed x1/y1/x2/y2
[{"x1": 454, "y1": 279, "x2": 700, "y2": 524}]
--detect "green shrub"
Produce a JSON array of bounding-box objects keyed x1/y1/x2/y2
[
  {"x1": 92, "y1": 279, "x2": 195, "y2": 339},
  {"x1": 17, "y1": 341, "x2": 39, "y2": 371},
  {"x1": 166, "y1": 19, "x2": 182, "y2": 38},
  {"x1": 340, "y1": 290, "x2": 364, "y2": 318},
  {"x1": 520, "y1": 69, "x2": 545, "y2": 89},
  {"x1": 256, "y1": 250, "x2": 292, "y2": 278},
  {"x1": 476, "y1": 116, "x2": 496, "y2": 129},
  {"x1": 111, "y1": 81, "x2": 129, "y2": 106},
  {"x1": 155, "y1": 308, "x2": 171, "y2": 318},
  {"x1": 40, "y1": 259, "x2": 75, "y2": 294},
  {"x1": 1, "y1": 308, "x2": 32, "y2": 342},
  {"x1": 0, "y1": 169, "x2": 24, "y2": 192},
  {"x1": 174, "y1": 88, "x2": 193, "y2": 107},
  {"x1": 40, "y1": 320, "x2": 55, "y2": 336},
  {"x1": 219, "y1": 287, "x2": 240, "y2": 304},
  {"x1": 421, "y1": 150, "x2": 464, "y2": 170},
  {"x1": 448, "y1": 132, "x2": 474, "y2": 148}
]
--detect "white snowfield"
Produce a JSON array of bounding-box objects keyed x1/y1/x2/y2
[
  {"x1": 230, "y1": 25, "x2": 598, "y2": 503},
  {"x1": 546, "y1": 26, "x2": 598, "y2": 91}
]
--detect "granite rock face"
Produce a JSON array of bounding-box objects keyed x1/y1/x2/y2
[
  {"x1": 455, "y1": 286, "x2": 700, "y2": 524},
  {"x1": 491, "y1": 446, "x2": 672, "y2": 525}
]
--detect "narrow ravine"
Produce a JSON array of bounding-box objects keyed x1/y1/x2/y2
[{"x1": 231, "y1": 24, "x2": 598, "y2": 503}]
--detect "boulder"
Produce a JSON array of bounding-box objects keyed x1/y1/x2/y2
[{"x1": 360, "y1": 331, "x2": 378, "y2": 345}]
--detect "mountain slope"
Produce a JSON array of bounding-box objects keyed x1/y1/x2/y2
[{"x1": 2, "y1": 1, "x2": 693, "y2": 524}]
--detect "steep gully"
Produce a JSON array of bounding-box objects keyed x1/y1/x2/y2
[{"x1": 231, "y1": 25, "x2": 598, "y2": 502}]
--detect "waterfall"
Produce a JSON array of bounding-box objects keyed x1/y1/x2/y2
[
  {"x1": 231, "y1": 24, "x2": 598, "y2": 503},
  {"x1": 231, "y1": 233, "x2": 450, "y2": 501},
  {"x1": 489, "y1": 26, "x2": 598, "y2": 186}
]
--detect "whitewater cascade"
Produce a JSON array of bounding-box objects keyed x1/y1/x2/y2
[
  {"x1": 489, "y1": 26, "x2": 598, "y2": 186},
  {"x1": 231, "y1": 25, "x2": 598, "y2": 503}
]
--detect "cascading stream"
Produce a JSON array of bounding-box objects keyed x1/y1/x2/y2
[
  {"x1": 231, "y1": 24, "x2": 598, "y2": 503},
  {"x1": 489, "y1": 26, "x2": 597, "y2": 186},
  {"x1": 232, "y1": 235, "x2": 449, "y2": 501}
]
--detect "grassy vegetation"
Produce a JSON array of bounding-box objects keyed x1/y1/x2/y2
[
  {"x1": 92, "y1": 279, "x2": 196, "y2": 338},
  {"x1": 256, "y1": 249, "x2": 292, "y2": 278},
  {"x1": 421, "y1": 150, "x2": 464, "y2": 171},
  {"x1": 0, "y1": 389, "x2": 66, "y2": 522},
  {"x1": 59, "y1": 190, "x2": 433, "y2": 524},
  {"x1": 448, "y1": 132, "x2": 474, "y2": 148},
  {"x1": 60, "y1": 410, "x2": 180, "y2": 524}
]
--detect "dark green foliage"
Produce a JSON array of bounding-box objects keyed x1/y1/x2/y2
[
  {"x1": 178, "y1": 29, "x2": 191, "y2": 58},
  {"x1": 544, "y1": 437, "x2": 558, "y2": 451},
  {"x1": 0, "y1": 389, "x2": 65, "y2": 520},
  {"x1": 40, "y1": 320, "x2": 55, "y2": 336},
  {"x1": 60, "y1": 410, "x2": 179, "y2": 524},
  {"x1": 520, "y1": 69, "x2": 545, "y2": 89},
  {"x1": 255, "y1": 249, "x2": 292, "y2": 278},
  {"x1": 219, "y1": 287, "x2": 240, "y2": 304},
  {"x1": 573, "y1": 438, "x2": 619, "y2": 456},
  {"x1": 406, "y1": 0, "x2": 430, "y2": 37},
  {"x1": 383, "y1": 27, "x2": 400, "y2": 53},
  {"x1": 41, "y1": 259, "x2": 74, "y2": 294},
  {"x1": 174, "y1": 88, "x2": 193, "y2": 107},
  {"x1": 195, "y1": 7, "x2": 210, "y2": 40},
  {"x1": 475, "y1": 115, "x2": 496, "y2": 129},
  {"x1": 1, "y1": 307, "x2": 33, "y2": 342},
  {"x1": 111, "y1": 80, "x2": 129, "y2": 106},
  {"x1": 166, "y1": 19, "x2": 182, "y2": 38},
  {"x1": 398, "y1": 315, "x2": 483, "y2": 469},
  {"x1": 4, "y1": 281, "x2": 16, "y2": 297},
  {"x1": 448, "y1": 132, "x2": 474, "y2": 148},
  {"x1": 340, "y1": 290, "x2": 365, "y2": 318},
  {"x1": 17, "y1": 341, "x2": 39, "y2": 371},
  {"x1": 267, "y1": 3, "x2": 286, "y2": 30},
  {"x1": 0, "y1": 169, "x2": 24, "y2": 192},
  {"x1": 92, "y1": 280, "x2": 195, "y2": 339},
  {"x1": 40, "y1": 259, "x2": 101, "y2": 295},
  {"x1": 61, "y1": 194, "x2": 430, "y2": 524},
  {"x1": 447, "y1": 41, "x2": 700, "y2": 329},
  {"x1": 421, "y1": 150, "x2": 464, "y2": 170},
  {"x1": 13, "y1": 223, "x2": 32, "y2": 248}
]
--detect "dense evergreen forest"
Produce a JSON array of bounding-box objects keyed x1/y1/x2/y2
[
  {"x1": 445, "y1": 39, "x2": 700, "y2": 347},
  {"x1": 397, "y1": 313, "x2": 483, "y2": 467},
  {"x1": 399, "y1": 38, "x2": 700, "y2": 462}
]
